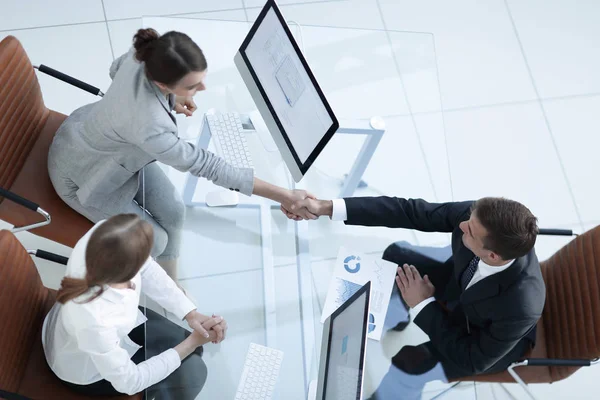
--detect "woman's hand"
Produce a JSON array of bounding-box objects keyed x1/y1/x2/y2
[
  {"x1": 185, "y1": 311, "x2": 228, "y2": 344},
  {"x1": 188, "y1": 327, "x2": 217, "y2": 347},
  {"x1": 208, "y1": 314, "x2": 227, "y2": 344},
  {"x1": 175, "y1": 324, "x2": 217, "y2": 359},
  {"x1": 174, "y1": 96, "x2": 197, "y2": 117}
]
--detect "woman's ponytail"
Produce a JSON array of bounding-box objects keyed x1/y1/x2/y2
[
  {"x1": 56, "y1": 277, "x2": 92, "y2": 304},
  {"x1": 56, "y1": 214, "x2": 153, "y2": 305}
]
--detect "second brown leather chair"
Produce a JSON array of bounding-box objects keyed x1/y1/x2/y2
[
  {"x1": 0, "y1": 229, "x2": 142, "y2": 400},
  {"x1": 449, "y1": 226, "x2": 600, "y2": 399}
]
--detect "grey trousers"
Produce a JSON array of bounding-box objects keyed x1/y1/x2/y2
[
  {"x1": 48, "y1": 162, "x2": 185, "y2": 261},
  {"x1": 370, "y1": 360, "x2": 447, "y2": 400},
  {"x1": 371, "y1": 241, "x2": 452, "y2": 400}
]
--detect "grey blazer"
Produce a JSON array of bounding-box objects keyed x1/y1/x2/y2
[{"x1": 48, "y1": 49, "x2": 254, "y2": 213}]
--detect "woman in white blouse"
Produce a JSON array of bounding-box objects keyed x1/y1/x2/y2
[{"x1": 42, "y1": 214, "x2": 226, "y2": 397}]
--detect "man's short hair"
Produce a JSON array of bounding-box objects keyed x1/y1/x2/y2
[{"x1": 473, "y1": 197, "x2": 539, "y2": 260}]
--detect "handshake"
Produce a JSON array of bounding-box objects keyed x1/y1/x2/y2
[{"x1": 279, "y1": 189, "x2": 333, "y2": 221}]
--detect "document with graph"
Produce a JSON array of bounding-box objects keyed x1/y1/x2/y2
[{"x1": 321, "y1": 247, "x2": 397, "y2": 341}]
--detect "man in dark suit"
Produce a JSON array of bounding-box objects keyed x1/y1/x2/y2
[{"x1": 286, "y1": 196, "x2": 545, "y2": 397}]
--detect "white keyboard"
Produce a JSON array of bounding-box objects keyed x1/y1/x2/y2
[
  {"x1": 235, "y1": 343, "x2": 284, "y2": 400},
  {"x1": 206, "y1": 112, "x2": 254, "y2": 169}
]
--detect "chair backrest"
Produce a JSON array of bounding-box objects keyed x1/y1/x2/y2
[
  {"x1": 0, "y1": 36, "x2": 49, "y2": 196},
  {"x1": 539, "y1": 225, "x2": 600, "y2": 382},
  {"x1": 0, "y1": 230, "x2": 51, "y2": 392}
]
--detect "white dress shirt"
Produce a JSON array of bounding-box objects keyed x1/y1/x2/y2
[
  {"x1": 410, "y1": 258, "x2": 515, "y2": 317},
  {"x1": 330, "y1": 198, "x2": 515, "y2": 317},
  {"x1": 42, "y1": 221, "x2": 196, "y2": 395},
  {"x1": 331, "y1": 198, "x2": 348, "y2": 221}
]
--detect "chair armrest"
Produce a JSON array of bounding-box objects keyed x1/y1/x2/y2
[
  {"x1": 526, "y1": 358, "x2": 591, "y2": 367},
  {"x1": 506, "y1": 358, "x2": 600, "y2": 400},
  {"x1": 28, "y1": 249, "x2": 69, "y2": 265},
  {"x1": 0, "y1": 187, "x2": 51, "y2": 233},
  {"x1": 35, "y1": 64, "x2": 104, "y2": 97},
  {"x1": 538, "y1": 228, "x2": 576, "y2": 236},
  {"x1": 0, "y1": 187, "x2": 39, "y2": 212},
  {"x1": 0, "y1": 388, "x2": 34, "y2": 400}
]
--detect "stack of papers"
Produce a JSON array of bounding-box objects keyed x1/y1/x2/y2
[{"x1": 321, "y1": 247, "x2": 397, "y2": 341}]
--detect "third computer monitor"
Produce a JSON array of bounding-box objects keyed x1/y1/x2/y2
[{"x1": 316, "y1": 281, "x2": 370, "y2": 400}]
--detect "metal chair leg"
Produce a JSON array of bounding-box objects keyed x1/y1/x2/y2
[
  {"x1": 507, "y1": 361, "x2": 539, "y2": 400},
  {"x1": 498, "y1": 383, "x2": 522, "y2": 400},
  {"x1": 429, "y1": 382, "x2": 463, "y2": 399},
  {"x1": 431, "y1": 361, "x2": 540, "y2": 400}
]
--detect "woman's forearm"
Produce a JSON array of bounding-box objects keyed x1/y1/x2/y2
[
  {"x1": 175, "y1": 330, "x2": 217, "y2": 360},
  {"x1": 252, "y1": 177, "x2": 290, "y2": 203},
  {"x1": 174, "y1": 336, "x2": 198, "y2": 360}
]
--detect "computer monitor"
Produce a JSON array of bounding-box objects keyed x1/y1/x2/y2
[
  {"x1": 234, "y1": 0, "x2": 339, "y2": 182},
  {"x1": 315, "y1": 281, "x2": 370, "y2": 400}
]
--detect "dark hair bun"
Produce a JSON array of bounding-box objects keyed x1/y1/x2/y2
[
  {"x1": 132, "y1": 29, "x2": 207, "y2": 85},
  {"x1": 133, "y1": 28, "x2": 160, "y2": 62}
]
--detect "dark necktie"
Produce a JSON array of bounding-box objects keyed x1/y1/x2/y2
[{"x1": 461, "y1": 256, "x2": 480, "y2": 291}]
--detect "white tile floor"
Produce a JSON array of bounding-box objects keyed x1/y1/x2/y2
[{"x1": 2, "y1": 0, "x2": 600, "y2": 399}]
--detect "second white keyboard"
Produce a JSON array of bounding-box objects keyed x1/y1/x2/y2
[
  {"x1": 206, "y1": 112, "x2": 254, "y2": 169},
  {"x1": 235, "y1": 343, "x2": 284, "y2": 400}
]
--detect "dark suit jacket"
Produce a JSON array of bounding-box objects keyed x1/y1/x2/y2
[{"x1": 343, "y1": 197, "x2": 546, "y2": 379}]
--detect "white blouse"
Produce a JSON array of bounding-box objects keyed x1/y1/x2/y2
[{"x1": 42, "y1": 221, "x2": 196, "y2": 395}]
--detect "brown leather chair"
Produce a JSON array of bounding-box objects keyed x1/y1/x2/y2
[
  {"x1": 0, "y1": 35, "x2": 93, "y2": 247},
  {"x1": 0, "y1": 229, "x2": 143, "y2": 400},
  {"x1": 448, "y1": 226, "x2": 600, "y2": 399}
]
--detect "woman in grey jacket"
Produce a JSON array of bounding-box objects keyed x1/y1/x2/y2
[{"x1": 48, "y1": 28, "x2": 315, "y2": 281}]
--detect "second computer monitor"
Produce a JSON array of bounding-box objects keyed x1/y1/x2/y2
[
  {"x1": 316, "y1": 281, "x2": 370, "y2": 400},
  {"x1": 234, "y1": 0, "x2": 339, "y2": 182}
]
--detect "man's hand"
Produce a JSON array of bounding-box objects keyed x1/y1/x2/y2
[
  {"x1": 396, "y1": 264, "x2": 435, "y2": 308},
  {"x1": 185, "y1": 311, "x2": 227, "y2": 344},
  {"x1": 174, "y1": 96, "x2": 197, "y2": 117},
  {"x1": 281, "y1": 198, "x2": 332, "y2": 220},
  {"x1": 280, "y1": 189, "x2": 318, "y2": 220}
]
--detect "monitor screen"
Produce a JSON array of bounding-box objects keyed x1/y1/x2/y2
[
  {"x1": 238, "y1": 0, "x2": 338, "y2": 174},
  {"x1": 323, "y1": 283, "x2": 369, "y2": 399}
]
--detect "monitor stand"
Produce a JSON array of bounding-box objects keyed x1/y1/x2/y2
[
  {"x1": 307, "y1": 379, "x2": 318, "y2": 400},
  {"x1": 244, "y1": 110, "x2": 279, "y2": 153},
  {"x1": 243, "y1": 112, "x2": 382, "y2": 196},
  {"x1": 181, "y1": 111, "x2": 385, "y2": 207}
]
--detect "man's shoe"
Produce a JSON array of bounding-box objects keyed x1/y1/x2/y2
[{"x1": 390, "y1": 316, "x2": 411, "y2": 332}]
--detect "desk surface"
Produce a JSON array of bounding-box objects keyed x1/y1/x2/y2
[{"x1": 135, "y1": 16, "x2": 466, "y2": 400}]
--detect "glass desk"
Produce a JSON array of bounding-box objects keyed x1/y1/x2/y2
[{"x1": 135, "y1": 15, "x2": 470, "y2": 400}]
